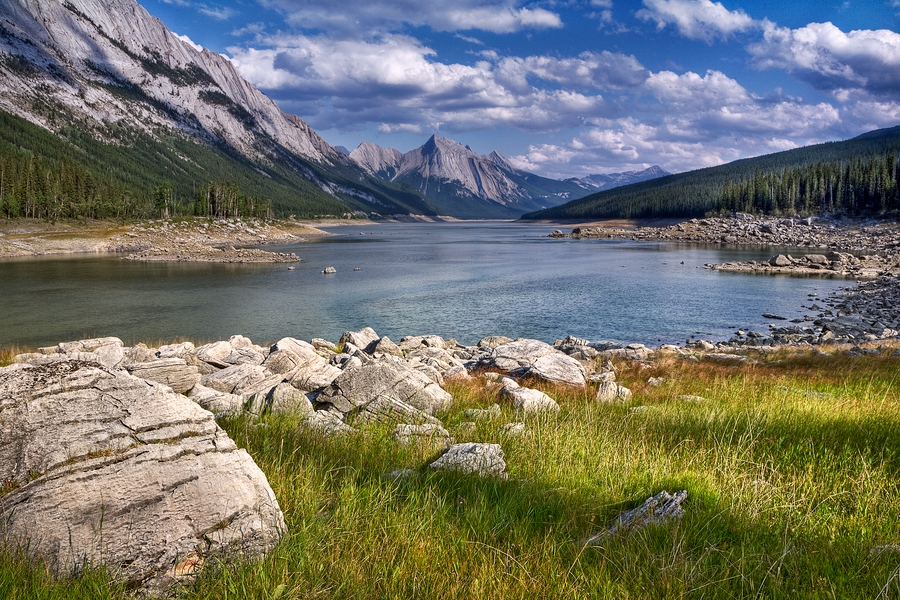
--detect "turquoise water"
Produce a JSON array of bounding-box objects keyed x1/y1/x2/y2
[{"x1": 1, "y1": 221, "x2": 847, "y2": 348}]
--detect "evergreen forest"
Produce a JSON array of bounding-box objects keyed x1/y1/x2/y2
[
  {"x1": 0, "y1": 109, "x2": 435, "y2": 221},
  {"x1": 522, "y1": 126, "x2": 900, "y2": 221}
]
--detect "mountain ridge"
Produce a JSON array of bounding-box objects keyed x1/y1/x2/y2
[
  {"x1": 349, "y1": 135, "x2": 669, "y2": 218},
  {"x1": 0, "y1": 0, "x2": 438, "y2": 217}
]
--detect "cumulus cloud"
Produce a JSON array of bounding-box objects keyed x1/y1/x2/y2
[
  {"x1": 748, "y1": 21, "x2": 900, "y2": 98},
  {"x1": 509, "y1": 69, "x2": 846, "y2": 178},
  {"x1": 230, "y1": 35, "x2": 654, "y2": 132},
  {"x1": 637, "y1": 0, "x2": 757, "y2": 42},
  {"x1": 160, "y1": 0, "x2": 236, "y2": 20},
  {"x1": 258, "y1": 0, "x2": 561, "y2": 35},
  {"x1": 175, "y1": 33, "x2": 203, "y2": 51}
]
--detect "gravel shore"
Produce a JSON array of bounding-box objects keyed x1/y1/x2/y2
[{"x1": 0, "y1": 217, "x2": 335, "y2": 262}]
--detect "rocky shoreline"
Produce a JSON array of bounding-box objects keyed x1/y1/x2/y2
[
  {"x1": 548, "y1": 213, "x2": 900, "y2": 255},
  {"x1": 550, "y1": 213, "x2": 900, "y2": 351},
  {"x1": 0, "y1": 217, "x2": 335, "y2": 262}
]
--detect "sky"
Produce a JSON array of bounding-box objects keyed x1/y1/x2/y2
[{"x1": 140, "y1": 0, "x2": 900, "y2": 179}]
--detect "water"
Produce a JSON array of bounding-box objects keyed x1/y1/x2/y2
[{"x1": 1, "y1": 221, "x2": 848, "y2": 348}]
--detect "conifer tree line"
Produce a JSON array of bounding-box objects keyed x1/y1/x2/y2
[
  {"x1": 523, "y1": 128, "x2": 900, "y2": 221},
  {"x1": 0, "y1": 147, "x2": 273, "y2": 220},
  {"x1": 718, "y1": 151, "x2": 899, "y2": 216}
]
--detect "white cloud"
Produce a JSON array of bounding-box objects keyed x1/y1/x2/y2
[
  {"x1": 174, "y1": 33, "x2": 203, "y2": 52},
  {"x1": 258, "y1": 0, "x2": 562, "y2": 35},
  {"x1": 748, "y1": 21, "x2": 900, "y2": 98},
  {"x1": 637, "y1": 0, "x2": 757, "y2": 42},
  {"x1": 230, "y1": 35, "x2": 644, "y2": 133}
]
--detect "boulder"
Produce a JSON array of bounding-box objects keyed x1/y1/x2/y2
[
  {"x1": 586, "y1": 490, "x2": 688, "y2": 543},
  {"x1": 482, "y1": 339, "x2": 586, "y2": 386},
  {"x1": 263, "y1": 338, "x2": 341, "y2": 392},
  {"x1": 477, "y1": 336, "x2": 513, "y2": 349},
  {"x1": 339, "y1": 327, "x2": 379, "y2": 350},
  {"x1": 0, "y1": 361, "x2": 285, "y2": 595},
  {"x1": 56, "y1": 337, "x2": 125, "y2": 368},
  {"x1": 596, "y1": 381, "x2": 633, "y2": 402},
  {"x1": 268, "y1": 382, "x2": 314, "y2": 416},
  {"x1": 195, "y1": 340, "x2": 234, "y2": 368},
  {"x1": 428, "y1": 443, "x2": 507, "y2": 478},
  {"x1": 317, "y1": 359, "x2": 452, "y2": 416},
  {"x1": 120, "y1": 343, "x2": 157, "y2": 365},
  {"x1": 499, "y1": 378, "x2": 559, "y2": 414},
  {"x1": 393, "y1": 423, "x2": 452, "y2": 447},
  {"x1": 200, "y1": 364, "x2": 283, "y2": 401},
  {"x1": 365, "y1": 336, "x2": 403, "y2": 357},
  {"x1": 398, "y1": 335, "x2": 447, "y2": 351},
  {"x1": 157, "y1": 341, "x2": 196, "y2": 359},
  {"x1": 352, "y1": 394, "x2": 441, "y2": 427},
  {"x1": 769, "y1": 254, "x2": 791, "y2": 267},
  {"x1": 188, "y1": 383, "x2": 245, "y2": 415},
  {"x1": 464, "y1": 404, "x2": 501, "y2": 420},
  {"x1": 300, "y1": 410, "x2": 354, "y2": 436},
  {"x1": 125, "y1": 358, "x2": 201, "y2": 394}
]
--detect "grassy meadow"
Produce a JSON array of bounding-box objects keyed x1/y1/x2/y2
[{"x1": 2, "y1": 347, "x2": 900, "y2": 598}]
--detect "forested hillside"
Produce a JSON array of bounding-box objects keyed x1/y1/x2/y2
[
  {"x1": 522, "y1": 126, "x2": 900, "y2": 221},
  {"x1": 0, "y1": 110, "x2": 435, "y2": 220}
]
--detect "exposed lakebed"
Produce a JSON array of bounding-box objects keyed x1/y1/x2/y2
[{"x1": 1, "y1": 221, "x2": 848, "y2": 348}]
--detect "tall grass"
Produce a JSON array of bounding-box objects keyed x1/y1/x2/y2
[{"x1": 2, "y1": 350, "x2": 900, "y2": 598}]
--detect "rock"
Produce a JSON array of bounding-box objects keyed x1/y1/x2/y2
[
  {"x1": 769, "y1": 254, "x2": 791, "y2": 267},
  {"x1": 586, "y1": 490, "x2": 688, "y2": 543},
  {"x1": 499, "y1": 422, "x2": 526, "y2": 436},
  {"x1": 188, "y1": 383, "x2": 245, "y2": 415},
  {"x1": 464, "y1": 404, "x2": 501, "y2": 420},
  {"x1": 200, "y1": 364, "x2": 283, "y2": 402},
  {"x1": 221, "y1": 347, "x2": 266, "y2": 366},
  {"x1": 393, "y1": 423, "x2": 452, "y2": 446},
  {"x1": 647, "y1": 377, "x2": 665, "y2": 386},
  {"x1": 443, "y1": 364, "x2": 473, "y2": 382},
  {"x1": 366, "y1": 336, "x2": 403, "y2": 357},
  {"x1": 263, "y1": 338, "x2": 341, "y2": 392},
  {"x1": 499, "y1": 378, "x2": 560, "y2": 414},
  {"x1": 383, "y1": 468, "x2": 417, "y2": 481},
  {"x1": 339, "y1": 327, "x2": 380, "y2": 350},
  {"x1": 56, "y1": 337, "x2": 126, "y2": 368},
  {"x1": 428, "y1": 443, "x2": 507, "y2": 478},
  {"x1": 125, "y1": 358, "x2": 201, "y2": 394},
  {"x1": 0, "y1": 361, "x2": 285, "y2": 595},
  {"x1": 317, "y1": 359, "x2": 452, "y2": 416},
  {"x1": 195, "y1": 340, "x2": 235, "y2": 368},
  {"x1": 300, "y1": 410, "x2": 354, "y2": 436},
  {"x1": 311, "y1": 338, "x2": 338, "y2": 353},
  {"x1": 806, "y1": 254, "x2": 829, "y2": 265},
  {"x1": 477, "y1": 335, "x2": 514, "y2": 349},
  {"x1": 484, "y1": 339, "x2": 586, "y2": 386},
  {"x1": 353, "y1": 394, "x2": 441, "y2": 427},
  {"x1": 596, "y1": 381, "x2": 632, "y2": 402},
  {"x1": 120, "y1": 343, "x2": 157, "y2": 365},
  {"x1": 588, "y1": 371, "x2": 616, "y2": 383},
  {"x1": 268, "y1": 382, "x2": 314, "y2": 416},
  {"x1": 675, "y1": 394, "x2": 708, "y2": 403},
  {"x1": 322, "y1": 266, "x2": 336, "y2": 274},
  {"x1": 398, "y1": 335, "x2": 447, "y2": 351}
]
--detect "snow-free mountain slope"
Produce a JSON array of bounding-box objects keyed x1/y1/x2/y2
[{"x1": 0, "y1": 0, "x2": 437, "y2": 216}]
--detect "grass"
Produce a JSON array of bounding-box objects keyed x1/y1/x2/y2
[{"x1": 2, "y1": 349, "x2": 900, "y2": 598}]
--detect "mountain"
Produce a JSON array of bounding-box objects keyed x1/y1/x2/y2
[
  {"x1": 350, "y1": 135, "x2": 591, "y2": 218},
  {"x1": 571, "y1": 165, "x2": 670, "y2": 192},
  {"x1": 522, "y1": 127, "x2": 900, "y2": 221},
  {"x1": 0, "y1": 0, "x2": 438, "y2": 218}
]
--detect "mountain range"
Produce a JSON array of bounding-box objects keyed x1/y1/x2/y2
[
  {"x1": 0, "y1": 0, "x2": 671, "y2": 220},
  {"x1": 0, "y1": 0, "x2": 439, "y2": 217},
  {"x1": 349, "y1": 136, "x2": 669, "y2": 218}
]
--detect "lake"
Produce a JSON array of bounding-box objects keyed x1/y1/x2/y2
[{"x1": 1, "y1": 221, "x2": 848, "y2": 348}]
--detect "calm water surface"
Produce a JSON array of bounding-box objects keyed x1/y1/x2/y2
[{"x1": 1, "y1": 221, "x2": 849, "y2": 348}]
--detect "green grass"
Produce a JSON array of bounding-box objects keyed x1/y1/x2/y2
[{"x1": 3, "y1": 350, "x2": 900, "y2": 598}]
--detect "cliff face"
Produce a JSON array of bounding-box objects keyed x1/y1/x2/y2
[
  {"x1": 0, "y1": 0, "x2": 439, "y2": 215},
  {"x1": 350, "y1": 135, "x2": 591, "y2": 217},
  {"x1": 0, "y1": 0, "x2": 346, "y2": 164}
]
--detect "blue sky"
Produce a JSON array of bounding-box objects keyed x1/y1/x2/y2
[{"x1": 142, "y1": 0, "x2": 900, "y2": 178}]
